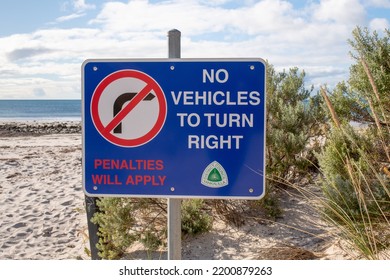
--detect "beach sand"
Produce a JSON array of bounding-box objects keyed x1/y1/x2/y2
[
  {"x1": 0, "y1": 122, "x2": 88, "y2": 259},
  {"x1": 0, "y1": 121, "x2": 357, "y2": 260}
]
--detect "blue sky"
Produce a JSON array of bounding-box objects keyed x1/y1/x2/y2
[{"x1": 0, "y1": 0, "x2": 389, "y2": 99}]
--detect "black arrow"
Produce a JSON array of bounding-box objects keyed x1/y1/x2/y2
[{"x1": 113, "y1": 92, "x2": 156, "y2": 134}]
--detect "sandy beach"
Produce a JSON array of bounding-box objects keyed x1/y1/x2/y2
[
  {"x1": 0, "y1": 121, "x2": 87, "y2": 259},
  {"x1": 0, "y1": 121, "x2": 359, "y2": 260}
]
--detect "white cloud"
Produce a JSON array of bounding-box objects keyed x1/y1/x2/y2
[
  {"x1": 312, "y1": 0, "x2": 366, "y2": 24},
  {"x1": 71, "y1": 0, "x2": 95, "y2": 12},
  {"x1": 231, "y1": 0, "x2": 303, "y2": 35},
  {"x1": 91, "y1": 0, "x2": 304, "y2": 36},
  {"x1": 7, "y1": 47, "x2": 54, "y2": 61},
  {"x1": 364, "y1": 0, "x2": 390, "y2": 7},
  {"x1": 198, "y1": 0, "x2": 233, "y2": 6},
  {"x1": 369, "y1": 17, "x2": 390, "y2": 30},
  {"x1": 91, "y1": 0, "x2": 224, "y2": 36},
  {"x1": 61, "y1": 0, "x2": 95, "y2": 13},
  {"x1": 55, "y1": 12, "x2": 86, "y2": 23}
]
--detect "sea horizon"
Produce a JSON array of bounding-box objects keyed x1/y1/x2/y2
[{"x1": 0, "y1": 99, "x2": 81, "y2": 121}]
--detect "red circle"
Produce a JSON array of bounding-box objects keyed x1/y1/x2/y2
[{"x1": 90, "y1": 69, "x2": 167, "y2": 147}]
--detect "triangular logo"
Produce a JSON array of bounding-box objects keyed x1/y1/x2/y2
[
  {"x1": 208, "y1": 168, "x2": 222, "y2": 182},
  {"x1": 201, "y1": 161, "x2": 228, "y2": 188}
]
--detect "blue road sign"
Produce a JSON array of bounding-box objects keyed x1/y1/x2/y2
[{"x1": 82, "y1": 59, "x2": 266, "y2": 199}]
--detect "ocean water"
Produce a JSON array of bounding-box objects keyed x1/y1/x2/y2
[{"x1": 0, "y1": 100, "x2": 81, "y2": 120}]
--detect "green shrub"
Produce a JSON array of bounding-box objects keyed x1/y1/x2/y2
[
  {"x1": 317, "y1": 124, "x2": 390, "y2": 258},
  {"x1": 181, "y1": 199, "x2": 212, "y2": 235},
  {"x1": 317, "y1": 27, "x2": 390, "y2": 259},
  {"x1": 266, "y1": 63, "x2": 326, "y2": 185},
  {"x1": 259, "y1": 63, "x2": 326, "y2": 218},
  {"x1": 91, "y1": 197, "x2": 214, "y2": 259},
  {"x1": 140, "y1": 230, "x2": 163, "y2": 251},
  {"x1": 318, "y1": 125, "x2": 388, "y2": 216},
  {"x1": 91, "y1": 198, "x2": 137, "y2": 259}
]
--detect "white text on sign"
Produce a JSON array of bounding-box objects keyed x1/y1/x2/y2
[{"x1": 173, "y1": 68, "x2": 262, "y2": 150}]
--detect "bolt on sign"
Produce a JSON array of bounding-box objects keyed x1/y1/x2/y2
[{"x1": 82, "y1": 59, "x2": 266, "y2": 199}]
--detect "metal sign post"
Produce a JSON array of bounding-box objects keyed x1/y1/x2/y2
[
  {"x1": 84, "y1": 196, "x2": 101, "y2": 259},
  {"x1": 167, "y1": 29, "x2": 182, "y2": 260}
]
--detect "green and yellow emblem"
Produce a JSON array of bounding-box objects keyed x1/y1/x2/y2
[{"x1": 201, "y1": 161, "x2": 228, "y2": 188}]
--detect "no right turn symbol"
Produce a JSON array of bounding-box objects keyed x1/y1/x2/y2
[{"x1": 90, "y1": 69, "x2": 167, "y2": 147}]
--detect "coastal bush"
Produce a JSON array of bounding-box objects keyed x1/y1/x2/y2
[
  {"x1": 91, "y1": 198, "x2": 167, "y2": 259},
  {"x1": 181, "y1": 199, "x2": 212, "y2": 235},
  {"x1": 136, "y1": 199, "x2": 167, "y2": 253},
  {"x1": 91, "y1": 197, "x2": 212, "y2": 259},
  {"x1": 266, "y1": 63, "x2": 326, "y2": 184},
  {"x1": 91, "y1": 198, "x2": 137, "y2": 259},
  {"x1": 317, "y1": 27, "x2": 390, "y2": 259},
  {"x1": 259, "y1": 63, "x2": 326, "y2": 217},
  {"x1": 317, "y1": 124, "x2": 390, "y2": 258}
]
